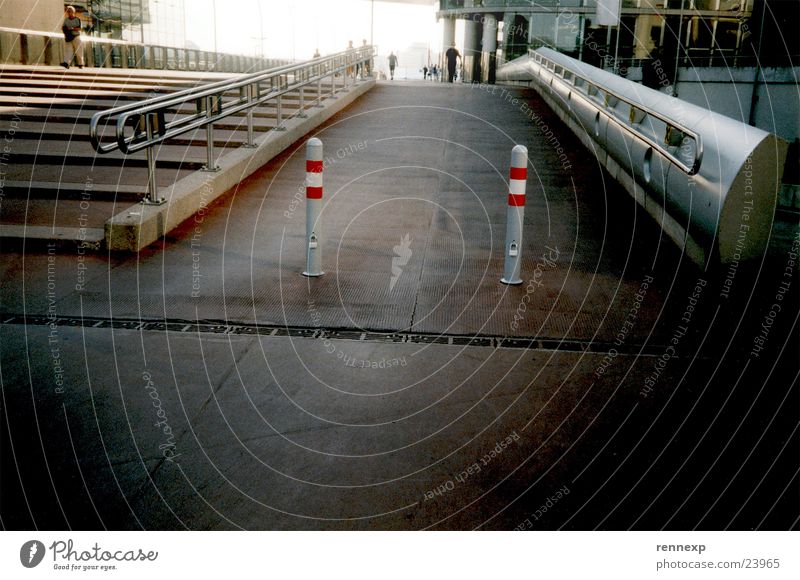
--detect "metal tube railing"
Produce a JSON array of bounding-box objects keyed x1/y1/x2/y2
[
  {"x1": 497, "y1": 46, "x2": 784, "y2": 266},
  {"x1": 90, "y1": 46, "x2": 373, "y2": 154},
  {"x1": 0, "y1": 26, "x2": 289, "y2": 74},
  {"x1": 88, "y1": 46, "x2": 374, "y2": 204},
  {"x1": 527, "y1": 48, "x2": 703, "y2": 175}
]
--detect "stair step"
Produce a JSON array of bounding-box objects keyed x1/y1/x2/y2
[
  {"x1": 0, "y1": 181, "x2": 146, "y2": 201},
  {"x1": 7, "y1": 152, "x2": 206, "y2": 170},
  {"x1": 0, "y1": 223, "x2": 104, "y2": 246}
]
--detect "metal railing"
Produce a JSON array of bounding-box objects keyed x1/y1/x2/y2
[
  {"x1": 497, "y1": 47, "x2": 785, "y2": 266},
  {"x1": 528, "y1": 48, "x2": 703, "y2": 175},
  {"x1": 0, "y1": 26, "x2": 289, "y2": 73},
  {"x1": 89, "y1": 46, "x2": 375, "y2": 204}
]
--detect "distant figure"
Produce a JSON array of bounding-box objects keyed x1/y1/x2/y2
[
  {"x1": 388, "y1": 52, "x2": 398, "y2": 80},
  {"x1": 360, "y1": 38, "x2": 370, "y2": 77},
  {"x1": 431, "y1": 64, "x2": 438, "y2": 81},
  {"x1": 313, "y1": 48, "x2": 321, "y2": 58},
  {"x1": 346, "y1": 40, "x2": 355, "y2": 77},
  {"x1": 445, "y1": 44, "x2": 460, "y2": 83},
  {"x1": 422, "y1": 65, "x2": 428, "y2": 80},
  {"x1": 61, "y1": 5, "x2": 84, "y2": 69}
]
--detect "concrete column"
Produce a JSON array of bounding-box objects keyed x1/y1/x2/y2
[
  {"x1": 441, "y1": 16, "x2": 455, "y2": 79},
  {"x1": 463, "y1": 15, "x2": 481, "y2": 83},
  {"x1": 481, "y1": 13, "x2": 498, "y2": 84},
  {"x1": 442, "y1": 16, "x2": 455, "y2": 50}
]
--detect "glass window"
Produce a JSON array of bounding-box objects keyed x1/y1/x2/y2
[
  {"x1": 714, "y1": 19, "x2": 739, "y2": 51},
  {"x1": 555, "y1": 11, "x2": 582, "y2": 56},
  {"x1": 530, "y1": 13, "x2": 557, "y2": 49}
]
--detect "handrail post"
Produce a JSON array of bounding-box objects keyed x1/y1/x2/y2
[
  {"x1": 244, "y1": 84, "x2": 256, "y2": 148},
  {"x1": 276, "y1": 94, "x2": 285, "y2": 131},
  {"x1": 316, "y1": 66, "x2": 323, "y2": 107},
  {"x1": 202, "y1": 95, "x2": 220, "y2": 172},
  {"x1": 298, "y1": 72, "x2": 308, "y2": 118},
  {"x1": 141, "y1": 115, "x2": 165, "y2": 205}
]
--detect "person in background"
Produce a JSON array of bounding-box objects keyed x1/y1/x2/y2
[
  {"x1": 387, "y1": 51, "x2": 398, "y2": 80},
  {"x1": 346, "y1": 40, "x2": 355, "y2": 78},
  {"x1": 313, "y1": 48, "x2": 321, "y2": 58},
  {"x1": 422, "y1": 65, "x2": 428, "y2": 80},
  {"x1": 361, "y1": 39, "x2": 370, "y2": 76},
  {"x1": 445, "y1": 44, "x2": 460, "y2": 83},
  {"x1": 61, "y1": 5, "x2": 84, "y2": 69}
]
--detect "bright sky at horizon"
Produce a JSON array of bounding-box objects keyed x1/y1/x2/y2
[{"x1": 184, "y1": 0, "x2": 443, "y2": 65}]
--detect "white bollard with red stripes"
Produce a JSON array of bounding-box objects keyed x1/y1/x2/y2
[
  {"x1": 501, "y1": 144, "x2": 528, "y2": 285},
  {"x1": 303, "y1": 138, "x2": 325, "y2": 277}
]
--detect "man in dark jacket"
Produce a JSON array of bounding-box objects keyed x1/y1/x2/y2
[{"x1": 445, "y1": 44, "x2": 460, "y2": 83}]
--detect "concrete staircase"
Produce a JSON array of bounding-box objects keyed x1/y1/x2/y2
[{"x1": 0, "y1": 64, "x2": 355, "y2": 250}]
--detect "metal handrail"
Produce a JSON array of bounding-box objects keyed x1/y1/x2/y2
[
  {"x1": 89, "y1": 46, "x2": 374, "y2": 204},
  {"x1": 529, "y1": 49, "x2": 703, "y2": 175},
  {"x1": 90, "y1": 46, "x2": 373, "y2": 154},
  {"x1": 0, "y1": 26, "x2": 289, "y2": 74}
]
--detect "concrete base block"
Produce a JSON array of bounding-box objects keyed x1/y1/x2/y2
[{"x1": 105, "y1": 79, "x2": 376, "y2": 252}]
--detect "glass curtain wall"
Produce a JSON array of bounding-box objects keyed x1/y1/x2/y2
[
  {"x1": 439, "y1": 0, "x2": 797, "y2": 69},
  {"x1": 69, "y1": 0, "x2": 186, "y2": 49}
]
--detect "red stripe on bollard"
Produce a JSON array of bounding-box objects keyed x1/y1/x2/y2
[
  {"x1": 307, "y1": 186, "x2": 323, "y2": 199},
  {"x1": 306, "y1": 160, "x2": 323, "y2": 173},
  {"x1": 508, "y1": 193, "x2": 526, "y2": 206},
  {"x1": 509, "y1": 166, "x2": 527, "y2": 180}
]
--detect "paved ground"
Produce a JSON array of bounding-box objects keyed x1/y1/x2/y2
[{"x1": 1, "y1": 80, "x2": 798, "y2": 530}]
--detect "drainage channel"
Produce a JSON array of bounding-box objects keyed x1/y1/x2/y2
[{"x1": 1, "y1": 312, "x2": 679, "y2": 357}]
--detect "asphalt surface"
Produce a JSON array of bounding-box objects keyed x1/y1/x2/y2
[{"x1": 1, "y1": 80, "x2": 797, "y2": 530}]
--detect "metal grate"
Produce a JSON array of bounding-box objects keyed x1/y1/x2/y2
[{"x1": 0, "y1": 312, "x2": 679, "y2": 357}]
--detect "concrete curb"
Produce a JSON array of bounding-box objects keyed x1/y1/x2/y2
[{"x1": 105, "y1": 79, "x2": 376, "y2": 251}]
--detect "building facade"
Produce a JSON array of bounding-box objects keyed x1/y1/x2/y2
[
  {"x1": 438, "y1": 0, "x2": 798, "y2": 84},
  {"x1": 437, "y1": 0, "x2": 799, "y2": 141},
  {"x1": 68, "y1": 1, "x2": 186, "y2": 49},
  {"x1": 0, "y1": 0, "x2": 186, "y2": 49}
]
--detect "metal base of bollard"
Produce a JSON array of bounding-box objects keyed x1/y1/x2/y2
[
  {"x1": 201, "y1": 165, "x2": 220, "y2": 172},
  {"x1": 141, "y1": 196, "x2": 167, "y2": 206},
  {"x1": 302, "y1": 271, "x2": 325, "y2": 277},
  {"x1": 241, "y1": 143, "x2": 258, "y2": 149},
  {"x1": 500, "y1": 276, "x2": 523, "y2": 285}
]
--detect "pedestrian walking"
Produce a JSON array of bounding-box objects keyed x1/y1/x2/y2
[
  {"x1": 346, "y1": 40, "x2": 355, "y2": 78},
  {"x1": 61, "y1": 5, "x2": 84, "y2": 69},
  {"x1": 360, "y1": 38, "x2": 370, "y2": 77},
  {"x1": 388, "y1": 52, "x2": 398, "y2": 80},
  {"x1": 422, "y1": 65, "x2": 428, "y2": 80},
  {"x1": 445, "y1": 44, "x2": 460, "y2": 83}
]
